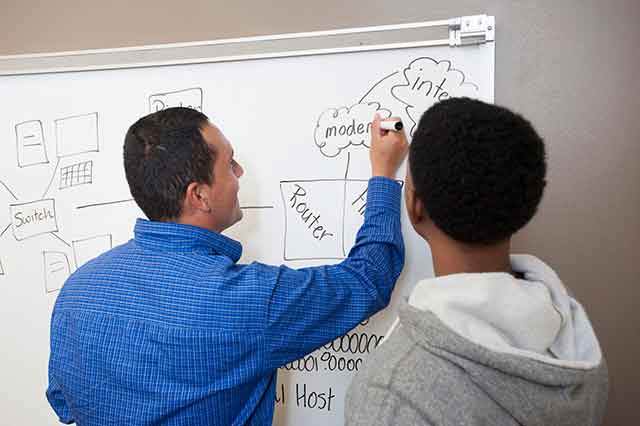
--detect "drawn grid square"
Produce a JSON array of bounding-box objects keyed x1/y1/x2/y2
[{"x1": 59, "y1": 160, "x2": 93, "y2": 189}]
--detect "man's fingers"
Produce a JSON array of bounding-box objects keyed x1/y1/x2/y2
[
  {"x1": 372, "y1": 114, "x2": 390, "y2": 137},
  {"x1": 372, "y1": 114, "x2": 381, "y2": 133}
]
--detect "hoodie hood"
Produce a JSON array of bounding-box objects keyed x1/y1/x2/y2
[
  {"x1": 408, "y1": 254, "x2": 602, "y2": 369},
  {"x1": 398, "y1": 254, "x2": 608, "y2": 425}
]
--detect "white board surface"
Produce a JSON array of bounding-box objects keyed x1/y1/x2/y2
[{"x1": 0, "y1": 36, "x2": 494, "y2": 425}]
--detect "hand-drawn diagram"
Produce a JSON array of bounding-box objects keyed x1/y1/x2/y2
[
  {"x1": 59, "y1": 160, "x2": 93, "y2": 189},
  {"x1": 15, "y1": 120, "x2": 49, "y2": 167},
  {"x1": 282, "y1": 56, "x2": 480, "y2": 261},
  {"x1": 43, "y1": 251, "x2": 71, "y2": 293},
  {"x1": 73, "y1": 234, "x2": 112, "y2": 268},
  {"x1": 10, "y1": 86, "x2": 210, "y2": 284},
  {"x1": 0, "y1": 87, "x2": 216, "y2": 291},
  {"x1": 0, "y1": 259, "x2": 5, "y2": 276},
  {"x1": 2, "y1": 111, "x2": 102, "y2": 289},
  {"x1": 149, "y1": 87, "x2": 203, "y2": 113},
  {"x1": 42, "y1": 112, "x2": 101, "y2": 199}
]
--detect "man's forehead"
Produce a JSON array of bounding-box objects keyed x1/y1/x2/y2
[{"x1": 202, "y1": 123, "x2": 233, "y2": 155}]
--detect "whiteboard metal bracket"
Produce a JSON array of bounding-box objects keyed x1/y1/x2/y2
[{"x1": 449, "y1": 15, "x2": 495, "y2": 46}]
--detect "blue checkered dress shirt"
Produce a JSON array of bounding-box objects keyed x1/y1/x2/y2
[{"x1": 47, "y1": 177, "x2": 403, "y2": 425}]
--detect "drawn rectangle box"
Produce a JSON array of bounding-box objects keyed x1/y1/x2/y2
[
  {"x1": 149, "y1": 88, "x2": 203, "y2": 113},
  {"x1": 73, "y1": 234, "x2": 112, "y2": 268},
  {"x1": 55, "y1": 112, "x2": 99, "y2": 158},
  {"x1": 43, "y1": 251, "x2": 70, "y2": 293},
  {"x1": 280, "y1": 179, "x2": 405, "y2": 260},
  {"x1": 10, "y1": 199, "x2": 58, "y2": 241},
  {"x1": 280, "y1": 180, "x2": 344, "y2": 261},
  {"x1": 15, "y1": 120, "x2": 49, "y2": 167}
]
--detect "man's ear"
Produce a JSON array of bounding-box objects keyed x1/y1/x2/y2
[
  {"x1": 184, "y1": 182, "x2": 211, "y2": 213},
  {"x1": 405, "y1": 187, "x2": 426, "y2": 227}
]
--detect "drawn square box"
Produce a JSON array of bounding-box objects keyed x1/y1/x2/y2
[
  {"x1": 149, "y1": 88, "x2": 203, "y2": 113},
  {"x1": 15, "y1": 120, "x2": 49, "y2": 167},
  {"x1": 55, "y1": 112, "x2": 99, "y2": 158},
  {"x1": 59, "y1": 160, "x2": 93, "y2": 189},
  {"x1": 10, "y1": 199, "x2": 58, "y2": 241},
  {"x1": 43, "y1": 251, "x2": 70, "y2": 293},
  {"x1": 73, "y1": 234, "x2": 112, "y2": 268},
  {"x1": 280, "y1": 180, "x2": 344, "y2": 260}
]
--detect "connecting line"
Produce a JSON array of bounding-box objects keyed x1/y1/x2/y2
[
  {"x1": 0, "y1": 223, "x2": 10, "y2": 239},
  {"x1": 358, "y1": 71, "x2": 399, "y2": 104},
  {"x1": 341, "y1": 179, "x2": 348, "y2": 258},
  {"x1": 342, "y1": 152, "x2": 351, "y2": 256},
  {"x1": 76, "y1": 199, "x2": 134, "y2": 210},
  {"x1": 0, "y1": 180, "x2": 19, "y2": 200},
  {"x1": 344, "y1": 152, "x2": 351, "y2": 180},
  {"x1": 41, "y1": 159, "x2": 60, "y2": 199},
  {"x1": 75, "y1": 199, "x2": 274, "y2": 210},
  {"x1": 49, "y1": 232, "x2": 71, "y2": 248}
]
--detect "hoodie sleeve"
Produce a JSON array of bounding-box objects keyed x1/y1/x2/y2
[{"x1": 345, "y1": 377, "x2": 434, "y2": 426}]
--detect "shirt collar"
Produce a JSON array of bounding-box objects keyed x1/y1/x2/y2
[{"x1": 133, "y1": 218, "x2": 243, "y2": 262}]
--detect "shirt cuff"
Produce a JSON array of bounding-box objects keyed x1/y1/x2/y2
[{"x1": 366, "y1": 176, "x2": 402, "y2": 216}]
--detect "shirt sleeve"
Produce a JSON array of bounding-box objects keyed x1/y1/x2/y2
[
  {"x1": 46, "y1": 370, "x2": 75, "y2": 424},
  {"x1": 262, "y1": 177, "x2": 404, "y2": 370},
  {"x1": 47, "y1": 311, "x2": 75, "y2": 424}
]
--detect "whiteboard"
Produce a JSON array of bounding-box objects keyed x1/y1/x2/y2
[{"x1": 0, "y1": 21, "x2": 494, "y2": 426}]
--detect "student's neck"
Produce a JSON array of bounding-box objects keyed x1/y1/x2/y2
[{"x1": 429, "y1": 236, "x2": 512, "y2": 277}]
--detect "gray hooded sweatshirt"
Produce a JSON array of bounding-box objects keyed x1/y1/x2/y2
[{"x1": 345, "y1": 255, "x2": 608, "y2": 426}]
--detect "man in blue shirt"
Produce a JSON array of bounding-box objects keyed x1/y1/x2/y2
[{"x1": 47, "y1": 107, "x2": 407, "y2": 425}]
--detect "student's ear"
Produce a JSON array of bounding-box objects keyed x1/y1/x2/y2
[
  {"x1": 184, "y1": 182, "x2": 211, "y2": 213},
  {"x1": 405, "y1": 186, "x2": 426, "y2": 227}
]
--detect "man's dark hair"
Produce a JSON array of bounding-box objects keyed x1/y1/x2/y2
[
  {"x1": 123, "y1": 107, "x2": 213, "y2": 220},
  {"x1": 409, "y1": 97, "x2": 547, "y2": 244}
]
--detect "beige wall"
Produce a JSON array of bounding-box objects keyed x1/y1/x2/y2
[{"x1": 2, "y1": 1, "x2": 639, "y2": 424}]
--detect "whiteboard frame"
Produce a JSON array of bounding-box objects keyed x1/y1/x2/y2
[{"x1": 0, "y1": 16, "x2": 493, "y2": 76}]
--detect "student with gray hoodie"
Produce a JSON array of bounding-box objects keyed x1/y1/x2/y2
[{"x1": 345, "y1": 98, "x2": 608, "y2": 426}]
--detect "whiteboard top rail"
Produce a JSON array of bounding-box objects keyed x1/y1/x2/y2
[{"x1": 0, "y1": 15, "x2": 494, "y2": 76}]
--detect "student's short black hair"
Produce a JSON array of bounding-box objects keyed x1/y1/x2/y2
[
  {"x1": 409, "y1": 97, "x2": 546, "y2": 244},
  {"x1": 123, "y1": 107, "x2": 213, "y2": 221}
]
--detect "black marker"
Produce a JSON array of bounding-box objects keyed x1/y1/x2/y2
[{"x1": 379, "y1": 120, "x2": 403, "y2": 131}]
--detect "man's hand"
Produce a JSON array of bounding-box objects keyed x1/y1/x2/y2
[{"x1": 370, "y1": 114, "x2": 409, "y2": 179}]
